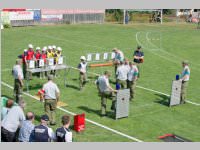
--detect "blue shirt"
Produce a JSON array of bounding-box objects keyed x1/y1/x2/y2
[
  {"x1": 18, "y1": 120, "x2": 35, "y2": 142},
  {"x1": 133, "y1": 50, "x2": 144, "y2": 63}
]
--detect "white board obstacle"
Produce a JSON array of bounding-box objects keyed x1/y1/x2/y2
[{"x1": 170, "y1": 80, "x2": 182, "y2": 106}]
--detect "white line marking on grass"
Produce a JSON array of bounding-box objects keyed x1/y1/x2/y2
[{"x1": 1, "y1": 81, "x2": 143, "y2": 142}]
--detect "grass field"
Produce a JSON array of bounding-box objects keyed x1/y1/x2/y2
[{"x1": 1, "y1": 23, "x2": 200, "y2": 142}]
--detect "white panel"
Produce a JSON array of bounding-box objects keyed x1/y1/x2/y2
[
  {"x1": 95, "y1": 53, "x2": 100, "y2": 61},
  {"x1": 87, "y1": 54, "x2": 92, "y2": 61},
  {"x1": 48, "y1": 58, "x2": 54, "y2": 66},
  {"x1": 103, "y1": 53, "x2": 108, "y2": 60},
  {"x1": 58, "y1": 57, "x2": 63, "y2": 65},
  {"x1": 39, "y1": 59, "x2": 44, "y2": 67},
  {"x1": 29, "y1": 60, "x2": 35, "y2": 69}
]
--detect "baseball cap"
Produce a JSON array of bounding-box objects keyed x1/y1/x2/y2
[
  {"x1": 36, "y1": 47, "x2": 40, "y2": 50},
  {"x1": 41, "y1": 114, "x2": 49, "y2": 121},
  {"x1": 137, "y1": 46, "x2": 141, "y2": 49}
]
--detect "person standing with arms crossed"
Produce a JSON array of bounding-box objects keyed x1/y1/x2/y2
[
  {"x1": 97, "y1": 71, "x2": 118, "y2": 117},
  {"x1": 179, "y1": 60, "x2": 190, "y2": 104},
  {"x1": 127, "y1": 62, "x2": 139, "y2": 101},
  {"x1": 41, "y1": 74, "x2": 60, "y2": 125},
  {"x1": 133, "y1": 46, "x2": 144, "y2": 78},
  {"x1": 12, "y1": 59, "x2": 24, "y2": 103}
]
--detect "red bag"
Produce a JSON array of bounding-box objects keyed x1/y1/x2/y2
[{"x1": 74, "y1": 113, "x2": 85, "y2": 132}]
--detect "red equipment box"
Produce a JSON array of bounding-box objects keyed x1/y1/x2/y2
[{"x1": 74, "y1": 113, "x2": 85, "y2": 132}]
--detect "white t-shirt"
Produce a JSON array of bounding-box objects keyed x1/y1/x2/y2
[
  {"x1": 43, "y1": 81, "x2": 60, "y2": 99},
  {"x1": 116, "y1": 65, "x2": 128, "y2": 81},
  {"x1": 181, "y1": 65, "x2": 190, "y2": 81},
  {"x1": 2, "y1": 106, "x2": 25, "y2": 132},
  {"x1": 128, "y1": 65, "x2": 138, "y2": 81},
  {"x1": 79, "y1": 62, "x2": 87, "y2": 73},
  {"x1": 13, "y1": 65, "x2": 24, "y2": 80},
  {"x1": 97, "y1": 75, "x2": 110, "y2": 92}
]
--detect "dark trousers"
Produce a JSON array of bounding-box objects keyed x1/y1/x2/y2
[
  {"x1": 1, "y1": 127, "x2": 16, "y2": 142},
  {"x1": 14, "y1": 79, "x2": 23, "y2": 103}
]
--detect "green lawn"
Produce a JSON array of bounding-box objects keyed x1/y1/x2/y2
[{"x1": 1, "y1": 23, "x2": 200, "y2": 142}]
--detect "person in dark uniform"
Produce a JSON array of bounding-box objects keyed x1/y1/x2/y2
[
  {"x1": 31, "y1": 115, "x2": 55, "y2": 142},
  {"x1": 55, "y1": 115, "x2": 72, "y2": 142},
  {"x1": 133, "y1": 46, "x2": 144, "y2": 78}
]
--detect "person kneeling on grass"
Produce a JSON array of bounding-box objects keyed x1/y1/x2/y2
[{"x1": 78, "y1": 56, "x2": 88, "y2": 91}]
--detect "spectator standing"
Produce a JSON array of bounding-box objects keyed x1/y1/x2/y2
[
  {"x1": 18, "y1": 112, "x2": 35, "y2": 142},
  {"x1": 1, "y1": 100, "x2": 26, "y2": 142},
  {"x1": 1, "y1": 99, "x2": 14, "y2": 121},
  {"x1": 31, "y1": 115, "x2": 55, "y2": 142},
  {"x1": 55, "y1": 115, "x2": 72, "y2": 142}
]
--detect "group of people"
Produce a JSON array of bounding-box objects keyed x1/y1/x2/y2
[
  {"x1": 1, "y1": 99, "x2": 72, "y2": 142},
  {"x1": 95, "y1": 46, "x2": 144, "y2": 116},
  {"x1": 1, "y1": 74, "x2": 72, "y2": 142},
  {"x1": 2, "y1": 43, "x2": 190, "y2": 142},
  {"x1": 20, "y1": 44, "x2": 63, "y2": 80}
]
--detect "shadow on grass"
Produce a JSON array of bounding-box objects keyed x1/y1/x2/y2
[
  {"x1": 78, "y1": 106, "x2": 115, "y2": 119},
  {"x1": 154, "y1": 93, "x2": 170, "y2": 107},
  {"x1": 23, "y1": 83, "x2": 43, "y2": 91},
  {"x1": 66, "y1": 84, "x2": 80, "y2": 91}
]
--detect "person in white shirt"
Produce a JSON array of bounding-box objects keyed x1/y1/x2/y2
[
  {"x1": 97, "y1": 71, "x2": 118, "y2": 117},
  {"x1": 41, "y1": 75, "x2": 60, "y2": 125},
  {"x1": 179, "y1": 60, "x2": 190, "y2": 104},
  {"x1": 56, "y1": 115, "x2": 72, "y2": 142},
  {"x1": 1, "y1": 100, "x2": 26, "y2": 142},
  {"x1": 116, "y1": 61, "x2": 129, "y2": 89},
  {"x1": 127, "y1": 62, "x2": 139, "y2": 101},
  {"x1": 78, "y1": 56, "x2": 88, "y2": 90},
  {"x1": 12, "y1": 59, "x2": 24, "y2": 103}
]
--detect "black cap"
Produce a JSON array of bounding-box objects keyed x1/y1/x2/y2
[
  {"x1": 137, "y1": 46, "x2": 141, "y2": 49},
  {"x1": 41, "y1": 115, "x2": 49, "y2": 121}
]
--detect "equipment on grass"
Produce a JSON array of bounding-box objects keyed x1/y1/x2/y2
[
  {"x1": 115, "y1": 89, "x2": 130, "y2": 119},
  {"x1": 159, "y1": 134, "x2": 192, "y2": 142},
  {"x1": 74, "y1": 113, "x2": 85, "y2": 132},
  {"x1": 169, "y1": 80, "x2": 182, "y2": 106},
  {"x1": 89, "y1": 62, "x2": 113, "y2": 68}
]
